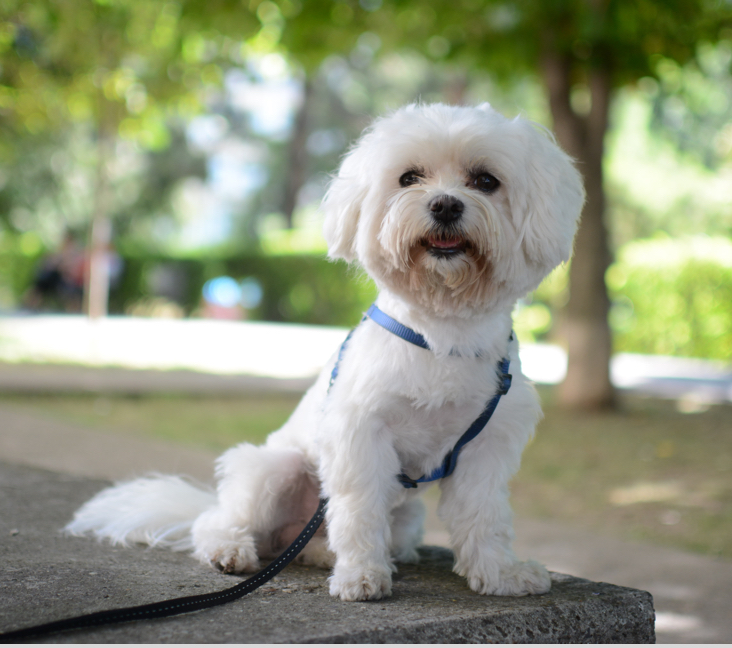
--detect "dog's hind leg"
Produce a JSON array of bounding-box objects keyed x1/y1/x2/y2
[
  {"x1": 191, "y1": 506, "x2": 261, "y2": 573},
  {"x1": 297, "y1": 535, "x2": 334, "y2": 568},
  {"x1": 191, "y1": 443, "x2": 310, "y2": 574},
  {"x1": 389, "y1": 496, "x2": 425, "y2": 563}
]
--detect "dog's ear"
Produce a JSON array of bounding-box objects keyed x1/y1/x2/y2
[
  {"x1": 507, "y1": 119, "x2": 585, "y2": 270},
  {"x1": 322, "y1": 147, "x2": 369, "y2": 263}
]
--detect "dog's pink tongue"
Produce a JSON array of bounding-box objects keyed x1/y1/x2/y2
[{"x1": 430, "y1": 236, "x2": 462, "y2": 248}]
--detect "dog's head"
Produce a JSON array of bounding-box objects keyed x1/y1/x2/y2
[{"x1": 323, "y1": 103, "x2": 585, "y2": 316}]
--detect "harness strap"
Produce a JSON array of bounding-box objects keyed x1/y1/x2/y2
[
  {"x1": 330, "y1": 303, "x2": 513, "y2": 489},
  {"x1": 366, "y1": 304, "x2": 482, "y2": 357},
  {"x1": 329, "y1": 325, "x2": 359, "y2": 391},
  {"x1": 0, "y1": 499, "x2": 328, "y2": 642},
  {"x1": 366, "y1": 304, "x2": 430, "y2": 349},
  {"x1": 397, "y1": 355, "x2": 512, "y2": 488}
]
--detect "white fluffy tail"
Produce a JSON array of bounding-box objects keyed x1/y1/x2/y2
[{"x1": 65, "y1": 475, "x2": 217, "y2": 552}]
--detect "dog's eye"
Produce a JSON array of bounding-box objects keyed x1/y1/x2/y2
[
  {"x1": 399, "y1": 171, "x2": 423, "y2": 187},
  {"x1": 471, "y1": 172, "x2": 500, "y2": 194}
]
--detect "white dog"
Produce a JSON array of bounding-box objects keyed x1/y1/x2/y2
[{"x1": 66, "y1": 103, "x2": 584, "y2": 602}]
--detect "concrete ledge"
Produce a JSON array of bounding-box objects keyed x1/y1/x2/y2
[{"x1": 0, "y1": 462, "x2": 655, "y2": 643}]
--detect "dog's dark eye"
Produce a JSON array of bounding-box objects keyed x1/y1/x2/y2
[
  {"x1": 471, "y1": 172, "x2": 500, "y2": 194},
  {"x1": 399, "y1": 171, "x2": 423, "y2": 187}
]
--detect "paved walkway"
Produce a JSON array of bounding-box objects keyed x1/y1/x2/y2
[{"x1": 1, "y1": 315, "x2": 731, "y2": 402}]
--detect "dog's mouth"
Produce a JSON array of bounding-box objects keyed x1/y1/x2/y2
[{"x1": 421, "y1": 234, "x2": 470, "y2": 258}]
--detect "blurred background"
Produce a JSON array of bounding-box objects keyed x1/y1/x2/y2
[{"x1": 1, "y1": 0, "x2": 731, "y2": 642}]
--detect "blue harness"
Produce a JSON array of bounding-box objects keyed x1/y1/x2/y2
[{"x1": 329, "y1": 303, "x2": 513, "y2": 489}]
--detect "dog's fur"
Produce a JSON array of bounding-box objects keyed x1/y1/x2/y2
[{"x1": 66, "y1": 103, "x2": 584, "y2": 601}]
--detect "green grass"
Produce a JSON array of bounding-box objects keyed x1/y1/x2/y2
[
  {"x1": 0, "y1": 393, "x2": 302, "y2": 451},
  {"x1": 2, "y1": 388, "x2": 730, "y2": 559},
  {"x1": 513, "y1": 388, "x2": 732, "y2": 559}
]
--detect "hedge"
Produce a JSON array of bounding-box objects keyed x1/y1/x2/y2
[
  {"x1": 0, "y1": 231, "x2": 45, "y2": 310},
  {"x1": 3, "y1": 232, "x2": 731, "y2": 360},
  {"x1": 515, "y1": 235, "x2": 732, "y2": 361},
  {"x1": 109, "y1": 252, "x2": 378, "y2": 327},
  {"x1": 607, "y1": 236, "x2": 732, "y2": 361}
]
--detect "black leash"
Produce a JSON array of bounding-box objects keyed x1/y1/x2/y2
[{"x1": 0, "y1": 498, "x2": 328, "y2": 642}]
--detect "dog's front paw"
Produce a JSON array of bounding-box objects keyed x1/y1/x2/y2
[
  {"x1": 467, "y1": 560, "x2": 551, "y2": 596},
  {"x1": 329, "y1": 564, "x2": 393, "y2": 601}
]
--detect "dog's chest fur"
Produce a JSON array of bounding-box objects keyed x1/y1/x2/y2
[{"x1": 316, "y1": 313, "x2": 514, "y2": 477}]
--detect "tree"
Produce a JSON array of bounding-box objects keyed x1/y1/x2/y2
[
  {"x1": 1, "y1": 0, "x2": 260, "y2": 316},
  {"x1": 280, "y1": 77, "x2": 313, "y2": 229},
  {"x1": 276, "y1": 0, "x2": 732, "y2": 409}
]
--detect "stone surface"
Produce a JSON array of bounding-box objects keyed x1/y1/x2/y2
[{"x1": 0, "y1": 462, "x2": 654, "y2": 643}]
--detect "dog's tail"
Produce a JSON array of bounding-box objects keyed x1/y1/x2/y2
[{"x1": 64, "y1": 475, "x2": 216, "y2": 552}]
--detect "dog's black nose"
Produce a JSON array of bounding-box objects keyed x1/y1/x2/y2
[{"x1": 429, "y1": 195, "x2": 464, "y2": 223}]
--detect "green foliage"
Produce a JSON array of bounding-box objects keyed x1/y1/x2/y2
[
  {"x1": 0, "y1": 230, "x2": 45, "y2": 308},
  {"x1": 112, "y1": 251, "x2": 377, "y2": 327},
  {"x1": 222, "y1": 254, "x2": 376, "y2": 325},
  {"x1": 283, "y1": 0, "x2": 732, "y2": 91},
  {"x1": 0, "y1": 0, "x2": 261, "y2": 142},
  {"x1": 516, "y1": 236, "x2": 732, "y2": 361},
  {"x1": 0, "y1": 235, "x2": 377, "y2": 326},
  {"x1": 7, "y1": 234, "x2": 731, "y2": 362},
  {"x1": 605, "y1": 89, "x2": 732, "y2": 247},
  {"x1": 2, "y1": 0, "x2": 731, "y2": 371},
  {"x1": 650, "y1": 40, "x2": 732, "y2": 169},
  {"x1": 607, "y1": 236, "x2": 732, "y2": 360},
  {"x1": 513, "y1": 265, "x2": 569, "y2": 343},
  {"x1": 0, "y1": 0, "x2": 264, "y2": 251}
]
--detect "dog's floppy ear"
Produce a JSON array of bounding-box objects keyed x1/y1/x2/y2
[
  {"x1": 508, "y1": 119, "x2": 585, "y2": 270},
  {"x1": 322, "y1": 142, "x2": 370, "y2": 263},
  {"x1": 322, "y1": 174, "x2": 366, "y2": 263}
]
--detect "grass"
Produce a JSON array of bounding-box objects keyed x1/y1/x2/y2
[
  {"x1": 1, "y1": 388, "x2": 730, "y2": 559},
  {"x1": 513, "y1": 387, "x2": 732, "y2": 559},
  {"x1": 0, "y1": 393, "x2": 301, "y2": 451}
]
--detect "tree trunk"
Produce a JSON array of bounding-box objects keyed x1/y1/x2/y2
[
  {"x1": 280, "y1": 77, "x2": 313, "y2": 229},
  {"x1": 84, "y1": 134, "x2": 113, "y2": 319},
  {"x1": 542, "y1": 53, "x2": 615, "y2": 409}
]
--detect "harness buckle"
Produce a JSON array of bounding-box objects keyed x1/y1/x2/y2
[
  {"x1": 397, "y1": 473, "x2": 419, "y2": 489},
  {"x1": 499, "y1": 373, "x2": 512, "y2": 395}
]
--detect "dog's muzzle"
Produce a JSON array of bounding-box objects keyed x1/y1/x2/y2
[
  {"x1": 429, "y1": 194, "x2": 464, "y2": 224},
  {"x1": 422, "y1": 195, "x2": 470, "y2": 258}
]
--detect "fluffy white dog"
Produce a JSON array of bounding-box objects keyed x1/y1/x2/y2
[{"x1": 66, "y1": 103, "x2": 584, "y2": 602}]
